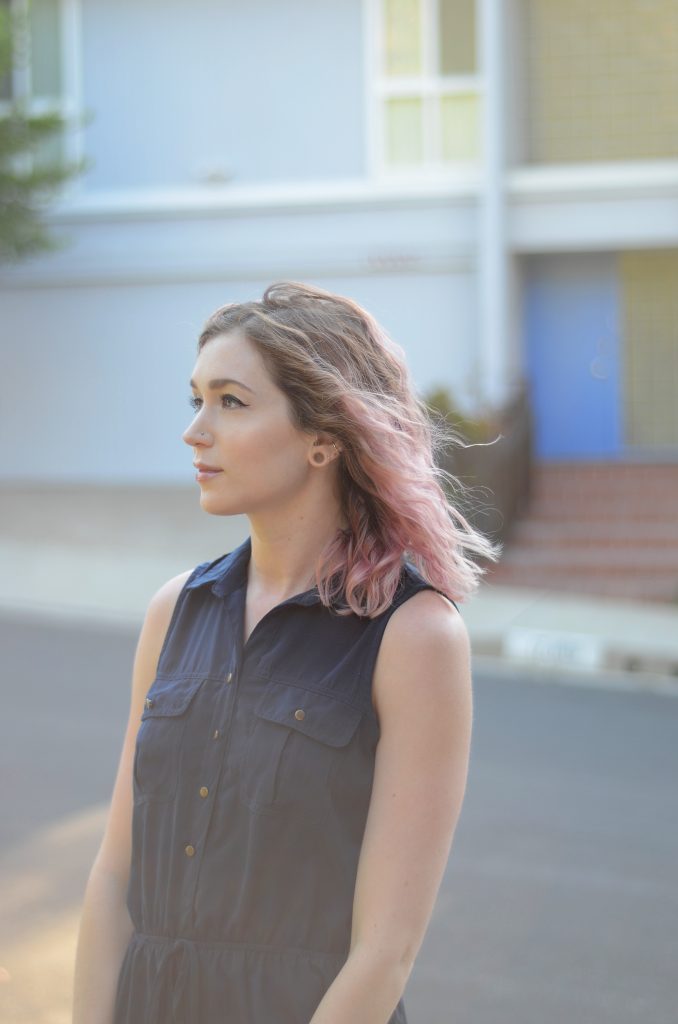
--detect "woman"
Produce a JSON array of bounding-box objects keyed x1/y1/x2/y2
[{"x1": 72, "y1": 281, "x2": 500, "y2": 1024}]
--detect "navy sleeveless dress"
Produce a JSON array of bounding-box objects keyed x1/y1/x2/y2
[{"x1": 112, "y1": 535, "x2": 457, "y2": 1024}]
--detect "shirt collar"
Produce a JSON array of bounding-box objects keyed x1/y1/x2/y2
[
  {"x1": 185, "y1": 534, "x2": 322, "y2": 605},
  {"x1": 184, "y1": 536, "x2": 436, "y2": 610}
]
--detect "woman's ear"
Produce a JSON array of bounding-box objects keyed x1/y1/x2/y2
[{"x1": 309, "y1": 437, "x2": 341, "y2": 466}]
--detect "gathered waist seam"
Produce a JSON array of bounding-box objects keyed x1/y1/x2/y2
[{"x1": 133, "y1": 930, "x2": 347, "y2": 962}]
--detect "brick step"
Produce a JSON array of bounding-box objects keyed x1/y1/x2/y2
[
  {"x1": 516, "y1": 503, "x2": 678, "y2": 520},
  {"x1": 527, "y1": 484, "x2": 678, "y2": 500},
  {"x1": 530, "y1": 470, "x2": 678, "y2": 484},
  {"x1": 485, "y1": 558, "x2": 678, "y2": 584},
  {"x1": 530, "y1": 462, "x2": 677, "y2": 477},
  {"x1": 525, "y1": 487, "x2": 677, "y2": 503},
  {"x1": 507, "y1": 522, "x2": 678, "y2": 546},
  {"x1": 482, "y1": 569, "x2": 678, "y2": 603},
  {"x1": 491, "y1": 547, "x2": 678, "y2": 570},
  {"x1": 482, "y1": 460, "x2": 678, "y2": 603},
  {"x1": 527, "y1": 470, "x2": 678, "y2": 496}
]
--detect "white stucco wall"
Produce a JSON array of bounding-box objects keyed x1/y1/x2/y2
[
  {"x1": 0, "y1": 188, "x2": 479, "y2": 483},
  {"x1": 0, "y1": 271, "x2": 477, "y2": 483},
  {"x1": 79, "y1": 0, "x2": 366, "y2": 190}
]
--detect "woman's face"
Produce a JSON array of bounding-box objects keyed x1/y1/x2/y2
[{"x1": 182, "y1": 328, "x2": 318, "y2": 516}]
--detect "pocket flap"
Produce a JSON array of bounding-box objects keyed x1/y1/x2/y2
[
  {"x1": 254, "y1": 682, "x2": 363, "y2": 748},
  {"x1": 141, "y1": 676, "x2": 207, "y2": 718}
]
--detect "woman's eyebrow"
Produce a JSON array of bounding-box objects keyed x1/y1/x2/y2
[{"x1": 189, "y1": 377, "x2": 255, "y2": 394}]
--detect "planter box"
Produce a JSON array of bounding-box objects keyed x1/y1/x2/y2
[{"x1": 436, "y1": 386, "x2": 534, "y2": 549}]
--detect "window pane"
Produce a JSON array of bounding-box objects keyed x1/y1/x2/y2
[
  {"x1": 439, "y1": 0, "x2": 476, "y2": 75},
  {"x1": 29, "y1": 0, "x2": 62, "y2": 97},
  {"x1": 0, "y1": 0, "x2": 14, "y2": 99},
  {"x1": 441, "y1": 92, "x2": 480, "y2": 160},
  {"x1": 385, "y1": 96, "x2": 424, "y2": 165},
  {"x1": 384, "y1": 0, "x2": 422, "y2": 76}
]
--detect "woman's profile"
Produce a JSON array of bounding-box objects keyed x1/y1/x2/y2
[{"x1": 72, "y1": 281, "x2": 500, "y2": 1024}]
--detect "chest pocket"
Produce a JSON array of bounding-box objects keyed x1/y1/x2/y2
[
  {"x1": 239, "y1": 680, "x2": 363, "y2": 825},
  {"x1": 133, "y1": 675, "x2": 208, "y2": 801}
]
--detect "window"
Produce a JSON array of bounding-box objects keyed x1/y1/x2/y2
[
  {"x1": 0, "y1": 0, "x2": 81, "y2": 173},
  {"x1": 371, "y1": 0, "x2": 482, "y2": 176}
]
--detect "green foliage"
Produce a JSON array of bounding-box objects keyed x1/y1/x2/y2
[
  {"x1": 422, "y1": 385, "x2": 495, "y2": 443},
  {"x1": 0, "y1": 1, "x2": 91, "y2": 265}
]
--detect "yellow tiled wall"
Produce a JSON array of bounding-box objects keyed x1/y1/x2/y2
[
  {"x1": 525, "y1": 0, "x2": 678, "y2": 163},
  {"x1": 621, "y1": 250, "x2": 678, "y2": 448}
]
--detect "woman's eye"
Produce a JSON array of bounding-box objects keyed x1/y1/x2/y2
[
  {"x1": 188, "y1": 394, "x2": 244, "y2": 411},
  {"x1": 220, "y1": 394, "x2": 244, "y2": 409}
]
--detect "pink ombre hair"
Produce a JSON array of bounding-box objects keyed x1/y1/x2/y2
[{"x1": 197, "y1": 281, "x2": 502, "y2": 617}]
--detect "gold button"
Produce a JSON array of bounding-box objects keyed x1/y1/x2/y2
[
  {"x1": 184, "y1": 844, "x2": 195, "y2": 857},
  {"x1": 199, "y1": 786, "x2": 209, "y2": 798},
  {"x1": 226, "y1": 671, "x2": 233, "y2": 683},
  {"x1": 294, "y1": 708, "x2": 305, "y2": 721},
  {"x1": 144, "y1": 697, "x2": 154, "y2": 709},
  {"x1": 213, "y1": 728, "x2": 220, "y2": 740}
]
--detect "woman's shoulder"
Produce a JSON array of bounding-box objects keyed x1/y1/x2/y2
[
  {"x1": 372, "y1": 577, "x2": 470, "y2": 720},
  {"x1": 384, "y1": 563, "x2": 467, "y2": 661},
  {"x1": 366, "y1": 561, "x2": 466, "y2": 670},
  {"x1": 390, "y1": 580, "x2": 464, "y2": 636}
]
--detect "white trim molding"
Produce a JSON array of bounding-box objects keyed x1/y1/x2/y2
[
  {"x1": 0, "y1": 178, "x2": 479, "y2": 290},
  {"x1": 508, "y1": 161, "x2": 678, "y2": 203},
  {"x1": 45, "y1": 173, "x2": 481, "y2": 223},
  {"x1": 508, "y1": 161, "x2": 678, "y2": 252}
]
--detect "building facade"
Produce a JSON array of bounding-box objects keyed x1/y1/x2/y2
[{"x1": 1, "y1": 0, "x2": 677, "y2": 482}]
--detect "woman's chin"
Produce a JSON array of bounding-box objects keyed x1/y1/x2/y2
[{"x1": 198, "y1": 491, "x2": 243, "y2": 517}]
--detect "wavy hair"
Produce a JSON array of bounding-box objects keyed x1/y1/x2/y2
[{"x1": 197, "y1": 281, "x2": 502, "y2": 617}]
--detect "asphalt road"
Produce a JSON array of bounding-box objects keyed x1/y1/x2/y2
[{"x1": 1, "y1": 613, "x2": 677, "y2": 1024}]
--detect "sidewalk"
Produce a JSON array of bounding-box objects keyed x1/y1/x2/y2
[{"x1": 2, "y1": 485, "x2": 677, "y2": 696}]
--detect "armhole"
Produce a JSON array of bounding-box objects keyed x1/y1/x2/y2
[
  {"x1": 405, "y1": 581, "x2": 460, "y2": 614},
  {"x1": 432, "y1": 587, "x2": 460, "y2": 614},
  {"x1": 154, "y1": 563, "x2": 209, "y2": 673},
  {"x1": 399, "y1": 562, "x2": 460, "y2": 614}
]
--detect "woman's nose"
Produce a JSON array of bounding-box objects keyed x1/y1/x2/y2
[{"x1": 182, "y1": 422, "x2": 208, "y2": 446}]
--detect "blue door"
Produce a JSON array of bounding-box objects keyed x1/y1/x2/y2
[{"x1": 525, "y1": 253, "x2": 622, "y2": 459}]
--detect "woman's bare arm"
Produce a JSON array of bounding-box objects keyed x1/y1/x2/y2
[
  {"x1": 309, "y1": 590, "x2": 473, "y2": 1024},
  {"x1": 71, "y1": 569, "x2": 193, "y2": 1024}
]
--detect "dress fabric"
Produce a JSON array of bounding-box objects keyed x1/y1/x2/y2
[{"x1": 112, "y1": 535, "x2": 458, "y2": 1024}]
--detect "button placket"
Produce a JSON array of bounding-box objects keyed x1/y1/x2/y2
[
  {"x1": 184, "y1": 663, "x2": 238, "y2": 902},
  {"x1": 209, "y1": 667, "x2": 234, "y2": 741}
]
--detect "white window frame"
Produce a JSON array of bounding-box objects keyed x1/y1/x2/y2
[
  {"x1": 365, "y1": 0, "x2": 483, "y2": 181},
  {"x1": 0, "y1": 0, "x2": 84, "y2": 176}
]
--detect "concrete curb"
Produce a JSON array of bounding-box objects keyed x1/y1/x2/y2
[{"x1": 472, "y1": 653, "x2": 678, "y2": 698}]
